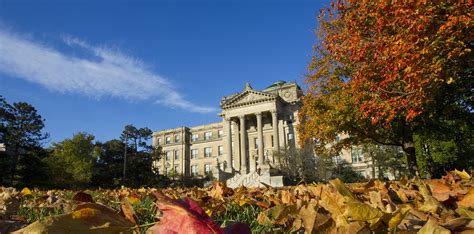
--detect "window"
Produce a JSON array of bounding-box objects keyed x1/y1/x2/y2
[
  {"x1": 157, "y1": 138, "x2": 162, "y2": 145},
  {"x1": 351, "y1": 147, "x2": 364, "y2": 163},
  {"x1": 174, "y1": 135, "x2": 180, "y2": 143},
  {"x1": 204, "y1": 147, "x2": 212, "y2": 157},
  {"x1": 191, "y1": 165, "x2": 198, "y2": 176},
  {"x1": 218, "y1": 130, "x2": 223, "y2": 138},
  {"x1": 192, "y1": 134, "x2": 198, "y2": 142},
  {"x1": 191, "y1": 149, "x2": 198, "y2": 159},
  {"x1": 271, "y1": 135, "x2": 274, "y2": 147},
  {"x1": 174, "y1": 165, "x2": 179, "y2": 173},
  {"x1": 165, "y1": 151, "x2": 171, "y2": 161},
  {"x1": 174, "y1": 150, "x2": 179, "y2": 160},
  {"x1": 165, "y1": 136, "x2": 171, "y2": 144},
  {"x1": 218, "y1": 146, "x2": 224, "y2": 156},
  {"x1": 254, "y1": 138, "x2": 259, "y2": 149},
  {"x1": 204, "y1": 132, "x2": 212, "y2": 140},
  {"x1": 204, "y1": 164, "x2": 211, "y2": 173}
]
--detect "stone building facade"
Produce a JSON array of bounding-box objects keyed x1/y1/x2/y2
[
  {"x1": 152, "y1": 81, "x2": 302, "y2": 178},
  {"x1": 152, "y1": 81, "x2": 380, "y2": 183}
]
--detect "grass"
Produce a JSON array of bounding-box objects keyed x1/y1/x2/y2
[{"x1": 212, "y1": 202, "x2": 273, "y2": 233}]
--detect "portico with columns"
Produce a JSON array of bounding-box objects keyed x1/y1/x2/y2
[
  {"x1": 219, "y1": 82, "x2": 301, "y2": 177},
  {"x1": 152, "y1": 81, "x2": 302, "y2": 187}
]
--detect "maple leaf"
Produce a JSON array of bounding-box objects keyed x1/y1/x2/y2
[{"x1": 148, "y1": 191, "x2": 250, "y2": 234}]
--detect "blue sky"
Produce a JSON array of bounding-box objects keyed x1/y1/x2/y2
[{"x1": 0, "y1": 0, "x2": 328, "y2": 144}]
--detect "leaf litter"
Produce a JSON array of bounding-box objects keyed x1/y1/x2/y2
[{"x1": 1, "y1": 170, "x2": 474, "y2": 233}]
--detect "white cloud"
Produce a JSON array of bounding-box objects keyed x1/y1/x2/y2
[{"x1": 0, "y1": 29, "x2": 217, "y2": 113}]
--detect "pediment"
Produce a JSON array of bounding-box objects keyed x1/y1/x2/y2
[{"x1": 222, "y1": 90, "x2": 276, "y2": 108}]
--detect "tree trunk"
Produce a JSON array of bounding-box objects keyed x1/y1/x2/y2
[
  {"x1": 10, "y1": 144, "x2": 19, "y2": 186},
  {"x1": 402, "y1": 135, "x2": 418, "y2": 177}
]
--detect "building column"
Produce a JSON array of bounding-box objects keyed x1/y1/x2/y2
[
  {"x1": 256, "y1": 112, "x2": 264, "y2": 167},
  {"x1": 239, "y1": 115, "x2": 247, "y2": 174},
  {"x1": 271, "y1": 110, "x2": 280, "y2": 151},
  {"x1": 224, "y1": 117, "x2": 233, "y2": 172},
  {"x1": 233, "y1": 121, "x2": 241, "y2": 172}
]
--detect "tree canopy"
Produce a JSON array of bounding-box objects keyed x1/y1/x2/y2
[{"x1": 299, "y1": 0, "x2": 473, "y2": 176}]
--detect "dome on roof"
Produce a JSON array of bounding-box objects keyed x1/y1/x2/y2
[{"x1": 265, "y1": 80, "x2": 286, "y2": 89}]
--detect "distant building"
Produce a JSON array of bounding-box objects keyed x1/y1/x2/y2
[{"x1": 152, "y1": 81, "x2": 380, "y2": 184}]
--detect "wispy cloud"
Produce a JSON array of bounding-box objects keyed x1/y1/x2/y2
[{"x1": 0, "y1": 29, "x2": 217, "y2": 113}]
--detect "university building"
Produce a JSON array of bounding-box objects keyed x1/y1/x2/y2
[{"x1": 152, "y1": 81, "x2": 378, "y2": 184}]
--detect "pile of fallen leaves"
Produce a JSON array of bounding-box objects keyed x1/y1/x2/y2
[{"x1": 2, "y1": 169, "x2": 474, "y2": 233}]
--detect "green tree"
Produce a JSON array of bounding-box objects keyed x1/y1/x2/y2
[
  {"x1": 92, "y1": 139, "x2": 126, "y2": 187},
  {"x1": 44, "y1": 132, "x2": 97, "y2": 188},
  {"x1": 0, "y1": 96, "x2": 49, "y2": 185},
  {"x1": 119, "y1": 124, "x2": 163, "y2": 187}
]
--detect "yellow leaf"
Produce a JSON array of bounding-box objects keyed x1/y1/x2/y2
[
  {"x1": 456, "y1": 207, "x2": 474, "y2": 219},
  {"x1": 319, "y1": 186, "x2": 349, "y2": 227},
  {"x1": 257, "y1": 204, "x2": 297, "y2": 226},
  {"x1": 329, "y1": 178, "x2": 358, "y2": 202},
  {"x1": 454, "y1": 169, "x2": 471, "y2": 180},
  {"x1": 418, "y1": 182, "x2": 443, "y2": 214},
  {"x1": 20, "y1": 187, "x2": 32, "y2": 196},
  {"x1": 458, "y1": 188, "x2": 474, "y2": 208},
  {"x1": 418, "y1": 218, "x2": 450, "y2": 234},
  {"x1": 447, "y1": 77, "x2": 454, "y2": 84},
  {"x1": 344, "y1": 202, "x2": 384, "y2": 222},
  {"x1": 127, "y1": 196, "x2": 140, "y2": 205},
  {"x1": 388, "y1": 205, "x2": 411, "y2": 230},
  {"x1": 17, "y1": 203, "x2": 135, "y2": 233}
]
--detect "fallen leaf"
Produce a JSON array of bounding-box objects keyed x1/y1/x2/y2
[
  {"x1": 20, "y1": 188, "x2": 32, "y2": 196},
  {"x1": 344, "y1": 202, "x2": 385, "y2": 226},
  {"x1": 387, "y1": 204, "x2": 411, "y2": 230},
  {"x1": 298, "y1": 200, "x2": 318, "y2": 232},
  {"x1": 418, "y1": 218, "x2": 450, "y2": 234},
  {"x1": 329, "y1": 179, "x2": 358, "y2": 202},
  {"x1": 455, "y1": 169, "x2": 471, "y2": 181},
  {"x1": 15, "y1": 203, "x2": 136, "y2": 233},
  {"x1": 148, "y1": 191, "x2": 229, "y2": 234},
  {"x1": 459, "y1": 188, "x2": 474, "y2": 208},
  {"x1": 457, "y1": 207, "x2": 474, "y2": 219},
  {"x1": 72, "y1": 191, "x2": 94, "y2": 203},
  {"x1": 257, "y1": 204, "x2": 297, "y2": 226}
]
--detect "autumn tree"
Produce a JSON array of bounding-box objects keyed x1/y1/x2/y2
[{"x1": 299, "y1": 0, "x2": 473, "y2": 176}]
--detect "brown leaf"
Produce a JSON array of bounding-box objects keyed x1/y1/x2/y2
[
  {"x1": 120, "y1": 197, "x2": 138, "y2": 226},
  {"x1": 72, "y1": 191, "x2": 94, "y2": 203},
  {"x1": 298, "y1": 200, "x2": 318, "y2": 233},
  {"x1": 319, "y1": 186, "x2": 349, "y2": 227},
  {"x1": 459, "y1": 188, "x2": 474, "y2": 208},
  {"x1": 440, "y1": 217, "x2": 471, "y2": 231}
]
